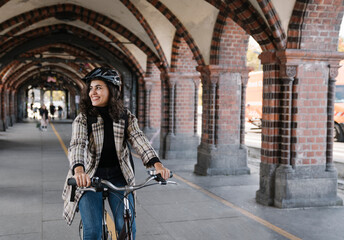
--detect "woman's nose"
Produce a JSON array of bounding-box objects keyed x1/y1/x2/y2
[{"x1": 89, "y1": 88, "x2": 96, "y2": 95}]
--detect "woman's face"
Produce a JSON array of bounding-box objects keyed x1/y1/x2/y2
[{"x1": 89, "y1": 80, "x2": 110, "y2": 107}]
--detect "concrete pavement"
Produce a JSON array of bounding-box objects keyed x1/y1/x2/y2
[{"x1": 0, "y1": 121, "x2": 344, "y2": 239}]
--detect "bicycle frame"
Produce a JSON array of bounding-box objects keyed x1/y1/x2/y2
[{"x1": 68, "y1": 171, "x2": 175, "y2": 240}]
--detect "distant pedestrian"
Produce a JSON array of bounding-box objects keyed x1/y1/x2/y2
[
  {"x1": 58, "y1": 105, "x2": 63, "y2": 119},
  {"x1": 49, "y1": 103, "x2": 56, "y2": 120},
  {"x1": 39, "y1": 104, "x2": 49, "y2": 131}
]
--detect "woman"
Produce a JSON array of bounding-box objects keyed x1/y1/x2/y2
[{"x1": 62, "y1": 67, "x2": 170, "y2": 239}]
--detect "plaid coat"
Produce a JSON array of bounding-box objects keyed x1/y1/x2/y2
[{"x1": 62, "y1": 109, "x2": 159, "y2": 225}]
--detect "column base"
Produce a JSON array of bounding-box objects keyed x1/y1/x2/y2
[
  {"x1": 256, "y1": 162, "x2": 278, "y2": 206},
  {"x1": 6, "y1": 116, "x2": 11, "y2": 127},
  {"x1": 194, "y1": 143, "x2": 250, "y2": 176},
  {"x1": 274, "y1": 165, "x2": 343, "y2": 208},
  {"x1": 164, "y1": 133, "x2": 199, "y2": 159},
  {"x1": 0, "y1": 119, "x2": 5, "y2": 131},
  {"x1": 143, "y1": 127, "x2": 160, "y2": 151},
  {"x1": 11, "y1": 114, "x2": 16, "y2": 125}
]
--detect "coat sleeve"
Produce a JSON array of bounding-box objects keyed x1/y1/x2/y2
[
  {"x1": 126, "y1": 110, "x2": 159, "y2": 167},
  {"x1": 68, "y1": 113, "x2": 88, "y2": 171}
]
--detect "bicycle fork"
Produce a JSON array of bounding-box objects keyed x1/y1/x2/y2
[
  {"x1": 122, "y1": 197, "x2": 133, "y2": 240},
  {"x1": 102, "y1": 191, "x2": 110, "y2": 240}
]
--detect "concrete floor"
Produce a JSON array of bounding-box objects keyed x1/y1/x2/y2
[{"x1": 0, "y1": 121, "x2": 343, "y2": 240}]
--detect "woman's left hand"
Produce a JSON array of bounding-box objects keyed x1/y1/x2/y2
[{"x1": 154, "y1": 162, "x2": 171, "y2": 180}]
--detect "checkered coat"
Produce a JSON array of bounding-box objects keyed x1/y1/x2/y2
[{"x1": 62, "y1": 109, "x2": 158, "y2": 225}]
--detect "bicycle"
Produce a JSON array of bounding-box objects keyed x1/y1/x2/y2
[{"x1": 68, "y1": 171, "x2": 176, "y2": 240}]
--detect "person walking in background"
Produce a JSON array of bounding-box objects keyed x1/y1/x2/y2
[
  {"x1": 49, "y1": 103, "x2": 56, "y2": 120},
  {"x1": 39, "y1": 104, "x2": 49, "y2": 131},
  {"x1": 62, "y1": 67, "x2": 170, "y2": 239},
  {"x1": 58, "y1": 105, "x2": 63, "y2": 119}
]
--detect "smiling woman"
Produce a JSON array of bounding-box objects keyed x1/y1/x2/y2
[{"x1": 62, "y1": 67, "x2": 171, "y2": 239}]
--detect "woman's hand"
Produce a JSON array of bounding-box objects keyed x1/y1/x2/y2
[
  {"x1": 154, "y1": 162, "x2": 171, "y2": 180},
  {"x1": 74, "y1": 166, "x2": 91, "y2": 187}
]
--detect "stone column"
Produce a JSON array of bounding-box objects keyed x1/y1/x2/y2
[
  {"x1": 2, "y1": 88, "x2": 9, "y2": 129},
  {"x1": 255, "y1": 52, "x2": 280, "y2": 206},
  {"x1": 69, "y1": 92, "x2": 76, "y2": 119},
  {"x1": 193, "y1": 78, "x2": 201, "y2": 136},
  {"x1": 240, "y1": 71, "x2": 250, "y2": 146},
  {"x1": 164, "y1": 73, "x2": 200, "y2": 159},
  {"x1": 194, "y1": 65, "x2": 250, "y2": 175},
  {"x1": 272, "y1": 49, "x2": 343, "y2": 208},
  {"x1": 142, "y1": 78, "x2": 160, "y2": 150},
  {"x1": 0, "y1": 85, "x2": 4, "y2": 131},
  {"x1": 9, "y1": 89, "x2": 16, "y2": 125},
  {"x1": 326, "y1": 65, "x2": 341, "y2": 172},
  {"x1": 143, "y1": 79, "x2": 153, "y2": 131}
]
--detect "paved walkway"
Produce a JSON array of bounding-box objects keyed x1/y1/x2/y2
[{"x1": 0, "y1": 121, "x2": 344, "y2": 240}]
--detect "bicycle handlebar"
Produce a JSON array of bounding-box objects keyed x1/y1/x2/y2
[{"x1": 67, "y1": 171, "x2": 175, "y2": 194}]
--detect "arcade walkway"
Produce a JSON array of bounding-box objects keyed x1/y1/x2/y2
[{"x1": 0, "y1": 121, "x2": 343, "y2": 240}]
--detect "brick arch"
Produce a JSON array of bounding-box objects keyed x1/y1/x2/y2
[
  {"x1": 0, "y1": 0, "x2": 9, "y2": 8},
  {"x1": 0, "y1": 3, "x2": 164, "y2": 71},
  {"x1": 216, "y1": 17, "x2": 250, "y2": 67},
  {"x1": 256, "y1": 0, "x2": 286, "y2": 49},
  {"x1": 2, "y1": 43, "x2": 91, "y2": 83},
  {"x1": 6, "y1": 61, "x2": 85, "y2": 89},
  {"x1": 287, "y1": 0, "x2": 344, "y2": 50},
  {"x1": 206, "y1": 0, "x2": 278, "y2": 61},
  {"x1": 0, "y1": 22, "x2": 143, "y2": 76},
  {"x1": 170, "y1": 33, "x2": 198, "y2": 73},
  {"x1": 0, "y1": 62, "x2": 17, "y2": 84},
  {"x1": 146, "y1": 0, "x2": 206, "y2": 66},
  {"x1": 0, "y1": 24, "x2": 144, "y2": 78},
  {"x1": 119, "y1": 0, "x2": 169, "y2": 69},
  {"x1": 14, "y1": 65, "x2": 84, "y2": 90}
]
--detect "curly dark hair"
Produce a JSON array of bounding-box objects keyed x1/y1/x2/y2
[{"x1": 79, "y1": 80, "x2": 124, "y2": 121}]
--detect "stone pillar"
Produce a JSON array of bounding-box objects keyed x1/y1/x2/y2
[
  {"x1": 2, "y1": 87, "x2": 9, "y2": 129},
  {"x1": 240, "y1": 71, "x2": 250, "y2": 146},
  {"x1": 69, "y1": 92, "x2": 76, "y2": 119},
  {"x1": 137, "y1": 77, "x2": 145, "y2": 129},
  {"x1": 326, "y1": 65, "x2": 341, "y2": 172},
  {"x1": 0, "y1": 85, "x2": 4, "y2": 131},
  {"x1": 14, "y1": 90, "x2": 18, "y2": 123},
  {"x1": 255, "y1": 51, "x2": 281, "y2": 206},
  {"x1": 164, "y1": 73, "x2": 200, "y2": 159},
  {"x1": 143, "y1": 79, "x2": 153, "y2": 131},
  {"x1": 193, "y1": 78, "x2": 201, "y2": 136},
  {"x1": 9, "y1": 89, "x2": 16, "y2": 125},
  {"x1": 257, "y1": 49, "x2": 343, "y2": 208},
  {"x1": 194, "y1": 65, "x2": 250, "y2": 176},
  {"x1": 142, "y1": 78, "x2": 161, "y2": 150}
]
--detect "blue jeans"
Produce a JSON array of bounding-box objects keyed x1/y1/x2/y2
[{"x1": 78, "y1": 179, "x2": 136, "y2": 240}]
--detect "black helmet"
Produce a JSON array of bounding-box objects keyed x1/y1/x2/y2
[{"x1": 82, "y1": 67, "x2": 121, "y2": 87}]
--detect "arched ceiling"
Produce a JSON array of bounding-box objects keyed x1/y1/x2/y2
[{"x1": 0, "y1": 0, "x2": 296, "y2": 92}]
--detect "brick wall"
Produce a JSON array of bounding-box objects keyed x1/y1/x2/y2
[
  {"x1": 174, "y1": 78, "x2": 195, "y2": 134},
  {"x1": 149, "y1": 63, "x2": 161, "y2": 129},
  {"x1": 218, "y1": 17, "x2": 249, "y2": 67},
  {"x1": 291, "y1": 63, "x2": 328, "y2": 165},
  {"x1": 216, "y1": 72, "x2": 242, "y2": 145},
  {"x1": 297, "y1": 0, "x2": 343, "y2": 51}
]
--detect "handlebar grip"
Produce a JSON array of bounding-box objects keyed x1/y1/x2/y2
[{"x1": 67, "y1": 178, "x2": 77, "y2": 186}]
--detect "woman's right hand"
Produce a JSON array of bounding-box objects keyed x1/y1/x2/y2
[{"x1": 74, "y1": 166, "x2": 91, "y2": 187}]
